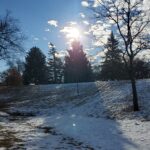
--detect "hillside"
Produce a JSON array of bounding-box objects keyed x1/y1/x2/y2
[{"x1": 0, "y1": 80, "x2": 150, "y2": 149}]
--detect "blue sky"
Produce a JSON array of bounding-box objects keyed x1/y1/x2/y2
[
  {"x1": 0, "y1": 0, "x2": 96, "y2": 71},
  {"x1": 0, "y1": 0, "x2": 87, "y2": 56},
  {"x1": 2, "y1": 0, "x2": 149, "y2": 71},
  {"x1": 0, "y1": 0, "x2": 111, "y2": 72}
]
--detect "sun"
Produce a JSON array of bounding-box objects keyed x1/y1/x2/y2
[
  {"x1": 66, "y1": 27, "x2": 80, "y2": 40},
  {"x1": 60, "y1": 25, "x2": 82, "y2": 44}
]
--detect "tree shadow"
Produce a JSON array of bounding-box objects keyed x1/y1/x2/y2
[
  {"x1": 0, "y1": 81, "x2": 140, "y2": 149},
  {"x1": 17, "y1": 81, "x2": 139, "y2": 150}
]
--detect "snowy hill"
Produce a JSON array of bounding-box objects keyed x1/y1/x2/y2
[{"x1": 0, "y1": 80, "x2": 150, "y2": 149}]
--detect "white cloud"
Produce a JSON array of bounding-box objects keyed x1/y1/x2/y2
[
  {"x1": 69, "y1": 21, "x2": 77, "y2": 25},
  {"x1": 85, "y1": 47, "x2": 94, "y2": 52},
  {"x1": 143, "y1": 0, "x2": 150, "y2": 6},
  {"x1": 93, "y1": 0, "x2": 101, "y2": 7},
  {"x1": 97, "y1": 51, "x2": 105, "y2": 57},
  {"x1": 84, "y1": 31, "x2": 90, "y2": 35},
  {"x1": 81, "y1": 1, "x2": 89, "y2": 7},
  {"x1": 45, "y1": 28, "x2": 50, "y2": 32},
  {"x1": 137, "y1": 50, "x2": 150, "y2": 60},
  {"x1": 48, "y1": 20, "x2": 58, "y2": 27},
  {"x1": 89, "y1": 23, "x2": 111, "y2": 46},
  {"x1": 56, "y1": 50, "x2": 67, "y2": 58},
  {"x1": 48, "y1": 42, "x2": 56, "y2": 48},
  {"x1": 80, "y1": 13, "x2": 86, "y2": 18},
  {"x1": 83, "y1": 20, "x2": 90, "y2": 25},
  {"x1": 33, "y1": 37, "x2": 39, "y2": 41},
  {"x1": 143, "y1": 0, "x2": 150, "y2": 10},
  {"x1": 60, "y1": 26, "x2": 71, "y2": 34}
]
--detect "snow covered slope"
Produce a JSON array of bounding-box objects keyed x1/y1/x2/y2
[{"x1": 0, "y1": 80, "x2": 149, "y2": 149}]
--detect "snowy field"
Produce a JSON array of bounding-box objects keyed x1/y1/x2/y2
[{"x1": 0, "y1": 79, "x2": 150, "y2": 150}]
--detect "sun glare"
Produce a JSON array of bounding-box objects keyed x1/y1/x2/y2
[{"x1": 66, "y1": 27, "x2": 80, "y2": 40}]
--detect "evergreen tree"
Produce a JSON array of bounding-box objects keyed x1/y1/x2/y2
[
  {"x1": 23, "y1": 47, "x2": 48, "y2": 85},
  {"x1": 92, "y1": 65, "x2": 101, "y2": 81},
  {"x1": 64, "y1": 41, "x2": 92, "y2": 83},
  {"x1": 47, "y1": 43, "x2": 64, "y2": 83},
  {"x1": 100, "y1": 32, "x2": 126, "y2": 80}
]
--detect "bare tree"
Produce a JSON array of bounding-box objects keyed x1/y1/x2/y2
[
  {"x1": 0, "y1": 11, "x2": 25, "y2": 60},
  {"x1": 85, "y1": 0, "x2": 150, "y2": 111}
]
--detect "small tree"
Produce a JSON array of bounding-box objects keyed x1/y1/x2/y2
[
  {"x1": 64, "y1": 40, "x2": 92, "y2": 83},
  {"x1": 47, "y1": 43, "x2": 64, "y2": 83},
  {"x1": 23, "y1": 47, "x2": 48, "y2": 85},
  {"x1": 4, "y1": 68, "x2": 22, "y2": 86},
  {"x1": 85, "y1": 0, "x2": 150, "y2": 111}
]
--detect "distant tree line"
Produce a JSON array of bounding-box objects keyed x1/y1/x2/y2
[
  {"x1": 99, "y1": 32, "x2": 150, "y2": 81},
  {"x1": 21, "y1": 41, "x2": 93, "y2": 85},
  {"x1": 0, "y1": 11, "x2": 150, "y2": 87},
  {"x1": 1, "y1": 35, "x2": 150, "y2": 86},
  {"x1": 1, "y1": 40, "x2": 93, "y2": 86}
]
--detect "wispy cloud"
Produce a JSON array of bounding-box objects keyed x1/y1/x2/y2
[
  {"x1": 69, "y1": 21, "x2": 77, "y2": 25},
  {"x1": 81, "y1": 1, "x2": 89, "y2": 7},
  {"x1": 93, "y1": 0, "x2": 101, "y2": 7},
  {"x1": 60, "y1": 26, "x2": 71, "y2": 34},
  {"x1": 83, "y1": 20, "x2": 89, "y2": 25},
  {"x1": 137, "y1": 50, "x2": 150, "y2": 60},
  {"x1": 45, "y1": 28, "x2": 50, "y2": 32},
  {"x1": 33, "y1": 37, "x2": 39, "y2": 41},
  {"x1": 84, "y1": 31, "x2": 90, "y2": 35},
  {"x1": 60, "y1": 26, "x2": 79, "y2": 39},
  {"x1": 48, "y1": 20, "x2": 58, "y2": 27},
  {"x1": 56, "y1": 50, "x2": 67, "y2": 58},
  {"x1": 31, "y1": 36, "x2": 40, "y2": 44},
  {"x1": 143, "y1": 0, "x2": 150, "y2": 10},
  {"x1": 89, "y1": 23, "x2": 111, "y2": 46},
  {"x1": 80, "y1": 13, "x2": 86, "y2": 18}
]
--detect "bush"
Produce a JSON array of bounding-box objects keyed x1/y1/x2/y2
[{"x1": 5, "y1": 68, "x2": 23, "y2": 86}]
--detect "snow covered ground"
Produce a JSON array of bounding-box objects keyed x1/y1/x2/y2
[{"x1": 0, "y1": 79, "x2": 149, "y2": 149}]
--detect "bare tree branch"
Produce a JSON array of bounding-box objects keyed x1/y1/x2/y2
[{"x1": 0, "y1": 11, "x2": 25, "y2": 60}]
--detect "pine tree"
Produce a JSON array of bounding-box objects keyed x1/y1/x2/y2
[
  {"x1": 100, "y1": 32, "x2": 126, "y2": 80},
  {"x1": 23, "y1": 47, "x2": 48, "y2": 85},
  {"x1": 47, "y1": 43, "x2": 63, "y2": 83},
  {"x1": 64, "y1": 41, "x2": 92, "y2": 83}
]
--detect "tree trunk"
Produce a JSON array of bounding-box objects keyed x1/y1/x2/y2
[
  {"x1": 76, "y1": 82, "x2": 79, "y2": 96},
  {"x1": 130, "y1": 77, "x2": 139, "y2": 111},
  {"x1": 53, "y1": 54, "x2": 57, "y2": 83},
  {"x1": 129, "y1": 57, "x2": 139, "y2": 111}
]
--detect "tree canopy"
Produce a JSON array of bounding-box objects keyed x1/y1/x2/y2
[
  {"x1": 101, "y1": 32, "x2": 127, "y2": 80},
  {"x1": 47, "y1": 43, "x2": 63, "y2": 83},
  {"x1": 23, "y1": 47, "x2": 48, "y2": 85},
  {"x1": 64, "y1": 41, "x2": 92, "y2": 83}
]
